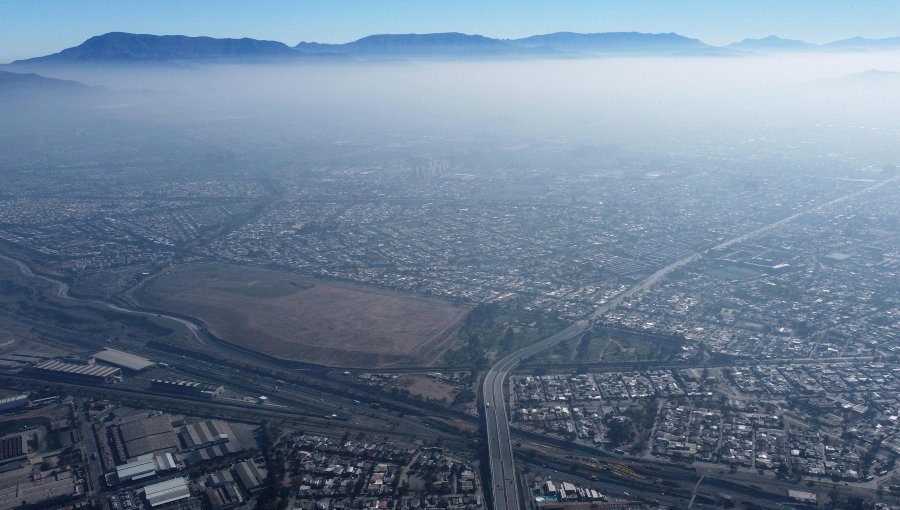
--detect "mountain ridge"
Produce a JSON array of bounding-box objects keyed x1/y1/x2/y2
[
  {"x1": 0, "y1": 70, "x2": 99, "y2": 91},
  {"x1": 510, "y1": 31, "x2": 722, "y2": 54},
  {"x1": 294, "y1": 32, "x2": 533, "y2": 58},
  {"x1": 823, "y1": 36, "x2": 900, "y2": 51},
  {"x1": 8, "y1": 31, "x2": 900, "y2": 66},
  {"x1": 13, "y1": 32, "x2": 309, "y2": 66},
  {"x1": 727, "y1": 35, "x2": 818, "y2": 52}
]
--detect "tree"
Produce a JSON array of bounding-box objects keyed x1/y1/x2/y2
[
  {"x1": 502, "y1": 327, "x2": 515, "y2": 351},
  {"x1": 606, "y1": 418, "x2": 634, "y2": 445},
  {"x1": 776, "y1": 462, "x2": 789, "y2": 478}
]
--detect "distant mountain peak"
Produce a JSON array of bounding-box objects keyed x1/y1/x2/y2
[
  {"x1": 823, "y1": 35, "x2": 900, "y2": 51},
  {"x1": 350, "y1": 32, "x2": 502, "y2": 44},
  {"x1": 294, "y1": 32, "x2": 521, "y2": 58},
  {"x1": 0, "y1": 70, "x2": 103, "y2": 101},
  {"x1": 12, "y1": 32, "x2": 300, "y2": 66},
  {"x1": 727, "y1": 35, "x2": 817, "y2": 52},
  {"x1": 513, "y1": 31, "x2": 707, "y2": 46}
]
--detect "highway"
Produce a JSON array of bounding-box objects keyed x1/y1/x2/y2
[
  {"x1": 0, "y1": 178, "x2": 894, "y2": 510},
  {"x1": 483, "y1": 321, "x2": 588, "y2": 510},
  {"x1": 481, "y1": 176, "x2": 896, "y2": 510},
  {"x1": 481, "y1": 243, "x2": 702, "y2": 510}
]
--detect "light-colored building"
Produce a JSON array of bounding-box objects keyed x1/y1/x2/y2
[
  {"x1": 92, "y1": 349, "x2": 155, "y2": 372},
  {"x1": 0, "y1": 395, "x2": 28, "y2": 413},
  {"x1": 144, "y1": 477, "x2": 190, "y2": 507},
  {"x1": 33, "y1": 360, "x2": 122, "y2": 383},
  {"x1": 115, "y1": 452, "x2": 177, "y2": 483}
]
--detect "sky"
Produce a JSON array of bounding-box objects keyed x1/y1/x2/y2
[{"x1": 2, "y1": 0, "x2": 900, "y2": 63}]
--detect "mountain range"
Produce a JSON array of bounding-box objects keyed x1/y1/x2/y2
[
  {"x1": 294, "y1": 31, "x2": 729, "y2": 58},
  {"x1": 6, "y1": 31, "x2": 900, "y2": 67},
  {"x1": 727, "y1": 35, "x2": 819, "y2": 52},
  {"x1": 729, "y1": 35, "x2": 900, "y2": 53},
  {"x1": 0, "y1": 70, "x2": 108, "y2": 108},
  {"x1": 0, "y1": 70, "x2": 100, "y2": 93},
  {"x1": 12, "y1": 32, "x2": 312, "y2": 67}
]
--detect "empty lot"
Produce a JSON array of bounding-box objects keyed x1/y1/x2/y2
[{"x1": 132, "y1": 263, "x2": 469, "y2": 367}]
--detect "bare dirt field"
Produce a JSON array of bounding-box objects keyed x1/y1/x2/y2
[
  {"x1": 132, "y1": 263, "x2": 470, "y2": 367},
  {"x1": 393, "y1": 374, "x2": 458, "y2": 403}
]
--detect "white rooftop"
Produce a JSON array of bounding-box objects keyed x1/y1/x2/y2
[
  {"x1": 144, "y1": 477, "x2": 190, "y2": 507},
  {"x1": 93, "y1": 348, "x2": 155, "y2": 371}
]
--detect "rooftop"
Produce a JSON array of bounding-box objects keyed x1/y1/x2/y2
[
  {"x1": 144, "y1": 477, "x2": 190, "y2": 507},
  {"x1": 34, "y1": 359, "x2": 121, "y2": 378},
  {"x1": 93, "y1": 348, "x2": 155, "y2": 371}
]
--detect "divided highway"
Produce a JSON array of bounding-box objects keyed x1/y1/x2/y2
[
  {"x1": 482, "y1": 321, "x2": 587, "y2": 510},
  {"x1": 480, "y1": 177, "x2": 896, "y2": 510}
]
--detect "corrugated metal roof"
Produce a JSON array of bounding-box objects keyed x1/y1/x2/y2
[
  {"x1": 156, "y1": 452, "x2": 176, "y2": 471},
  {"x1": 235, "y1": 461, "x2": 264, "y2": 491},
  {"x1": 117, "y1": 454, "x2": 157, "y2": 480},
  {"x1": 145, "y1": 477, "x2": 190, "y2": 507},
  {"x1": 116, "y1": 452, "x2": 177, "y2": 482},
  {"x1": 93, "y1": 349, "x2": 155, "y2": 371},
  {"x1": 34, "y1": 360, "x2": 121, "y2": 378}
]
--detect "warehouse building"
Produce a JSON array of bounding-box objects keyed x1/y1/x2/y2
[
  {"x1": 180, "y1": 420, "x2": 235, "y2": 451},
  {"x1": 204, "y1": 469, "x2": 244, "y2": 510},
  {"x1": 0, "y1": 468, "x2": 81, "y2": 509},
  {"x1": 115, "y1": 452, "x2": 177, "y2": 483},
  {"x1": 151, "y1": 379, "x2": 223, "y2": 399},
  {"x1": 144, "y1": 477, "x2": 191, "y2": 507},
  {"x1": 92, "y1": 348, "x2": 155, "y2": 372},
  {"x1": 116, "y1": 414, "x2": 178, "y2": 459},
  {"x1": 32, "y1": 359, "x2": 122, "y2": 384},
  {"x1": 0, "y1": 395, "x2": 28, "y2": 413},
  {"x1": 234, "y1": 460, "x2": 267, "y2": 494},
  {"x1": 0, "y1": 435, "x2": 25, "y2": 462}
]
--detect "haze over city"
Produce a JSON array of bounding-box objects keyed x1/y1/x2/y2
[{"x1": 0, "y1": 2, "x2": 899, "y2": 510}]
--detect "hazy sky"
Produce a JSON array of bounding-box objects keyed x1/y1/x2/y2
[{"x1": 3, "y1": 0, "x2": 900, "y2": 63}]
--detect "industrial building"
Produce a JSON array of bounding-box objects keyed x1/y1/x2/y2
[
  {"x1": 0, "y1": 435, "x2": 25, "y2": 462},
  {"x1": 32, "y1": 359, "x2": 122, "y2": 384},
  {"x1": 151, "y1": 379, "x2": 223, "y2": 399},
  {"x1": 180, "y1": 420, "x2": 235, "y2": 451},
  {"x1": 204, "y1": 470, "x2": 244, "y2": 510},
  {"x1": 115, "y1": 414, "x2": 178, "y2": 459},
  {"x1": 115, "y1": 452, "x2": 177, "y2": 483},
  {"x1": 143, "y1": 477, "x2": 191, "y2": 507},
  {"x1": 234, "y1": 460, "x2": 267, "y2": 494},
  {"x1": 0, "y1": 394, "x2": 28, "y2": 413},
  {"x1": 92, "y1": 348, "x2": 155, "y2": 372},
  {"x1": 205, "y1": 481, "x2": 244, "y2": 510},
  {"x1": 0, "y1": 468, "x2": 81, "y2": 510}
]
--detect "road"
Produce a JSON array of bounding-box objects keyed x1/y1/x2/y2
[
  {"x1": 481, "y1": 177, "x2": 896, "y2": 510},
  {"x1": 687, "y1": 475, "x2": 705, "y2": 509},
  {"x1": 483, "y1": 321, "x2": 588, "y2": 510},
  {"x1": 0, "y1": 252, "x2": 467, "y2": 447},
  {"x1": 75, "y1": 398, "x2": 105, "y2": 498}
]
